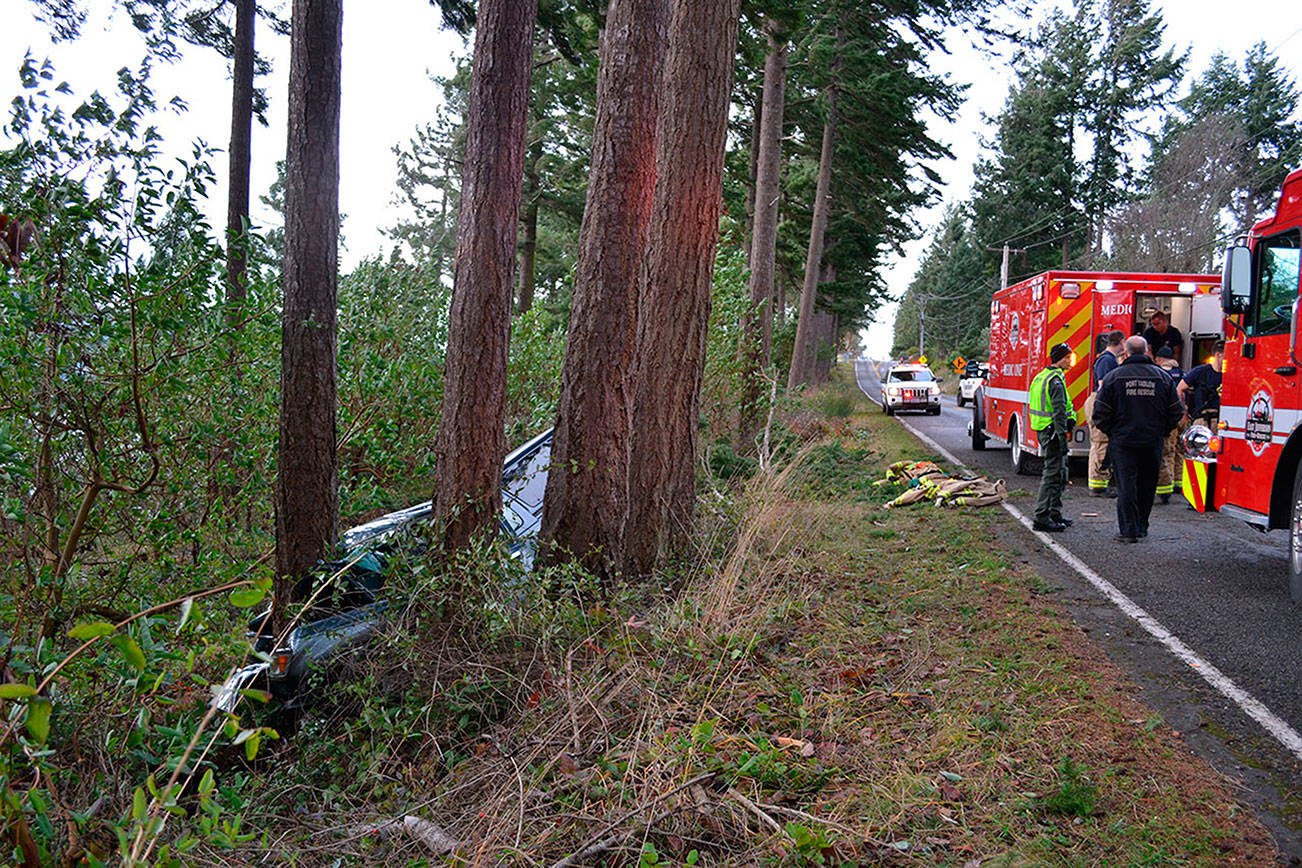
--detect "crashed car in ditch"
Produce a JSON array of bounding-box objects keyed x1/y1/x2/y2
[{"x1": 213, "y1": 428, "x2": 552, "y2": 714}]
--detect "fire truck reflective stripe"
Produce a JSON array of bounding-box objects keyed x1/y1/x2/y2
[
  {"x1": 1182, "y1": 459, "x2": 1208, "y2": 511},
  {"x1": 984, "y1": 387, "x2": 1028, "y2": 403}
]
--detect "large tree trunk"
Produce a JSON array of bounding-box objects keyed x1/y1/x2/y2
[
  {"x1": 516, "y1": 139, "x2": 542, "y2": 314},
  {"x1": 744, "y1": 85, "x2": 761, "y2": 249},
  {"x1": 275, "y1": 0, "x2": 342, "y2": 625},
  {"x1": 540, "y1": 0, "x2": 669, "y2": 579},
  {"x1": 225, "y1": 0, "x2": 255, "y2": 317},
  {"x1": 620, "y1": 0, "x2": 741, "y2": 578},
  {"x1": 787, "y1": 82, "x2": 836, "y2": 391},
  {"x1": 433, "y1": 0, "x2": 538, "y2": 553},
  {"x1": 810, "y1": 263, "x2": 837, "y2": 386},
  {"x1": 737, "y1": 23, "x2": 786, "y2": 445},
  {"x1": 812, "y1": 312, "x2": 837, "y2": 385}
]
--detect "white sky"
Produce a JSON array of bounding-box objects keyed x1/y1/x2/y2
[
  {"x1": 861, "y1": 1, "x2": 1302, "y2": 359},
  {"x1": 3, "y1": 1, "x2": 1301, "y2": 359},
  {"x1": 1, "y1": 0, "x2": 466, "y2": 262}
]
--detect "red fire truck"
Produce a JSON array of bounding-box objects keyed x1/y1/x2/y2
[
  {"x1": 1182, "y1": 168, "x2": 1302, "y2": 598},
  {"x1": 972, "y1": 269, "x2": 1223, "y2": 473}
]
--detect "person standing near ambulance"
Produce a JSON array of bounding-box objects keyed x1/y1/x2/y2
[
  {"x1": 1091, "y1": 336, "x2": 1184, "y2": 543},
  {"x1": 1153, "y1": 346, "x2": 1184, "y2": 504},
  {"x1": 1179, "y1": 339, "x2": 1225, "y2": 426},
  {"x1": 1030, "y1": 343, "x2": 1077, "y2": 532},
  {"x1": 1085, "y1": 330, "x2": 1123, "y2": 497}
]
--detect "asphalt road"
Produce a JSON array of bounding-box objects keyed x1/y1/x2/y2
[{"x1": 856, "y1": 357, "x2": 1302, "y2": 857}]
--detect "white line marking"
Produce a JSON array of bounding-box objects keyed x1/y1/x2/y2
[{"x1": 852, "y1": 359, "x2": 1302, "y2": 764}]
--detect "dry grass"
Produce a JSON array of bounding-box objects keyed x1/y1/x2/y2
[{"x1": 209, "y1": 390, "x2": 1279, "y2": 866}]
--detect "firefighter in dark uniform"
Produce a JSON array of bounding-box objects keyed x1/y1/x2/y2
[
  {"x1": 1091, "y1": 336, "x2": 1184, "y2": 543},
  {"x1": 1030, "y1": 342, "x2": 1077, "y2": 532}
]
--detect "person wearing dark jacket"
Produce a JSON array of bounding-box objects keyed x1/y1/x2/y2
[
  {"x1": 1092, "y1": 336, "x2": 1184, "y2": 543},
  {"x1": 1085, "y1": 330, "x2": 1124, "y2": 496}
]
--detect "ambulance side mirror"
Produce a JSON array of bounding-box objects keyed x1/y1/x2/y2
[{"x1": 1222, "y1": 245, "x2": 1252, "y2": 314}]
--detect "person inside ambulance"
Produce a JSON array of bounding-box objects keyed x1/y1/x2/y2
[
  {"x1": 1178, "y1": 339, "x2": 1225, "y2": 427},
  {"x1": 1141, "y1": 309, "x2": 1183, "y2": 359}
]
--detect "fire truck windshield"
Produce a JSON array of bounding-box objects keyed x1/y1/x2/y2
[{"x1": 1249, "y1": 229, "x2": 1301, "y2": 337}]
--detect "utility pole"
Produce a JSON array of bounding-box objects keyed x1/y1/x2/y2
[
  {"x1": 918, "y1": 303, "x2": 925, "y2": 358},
  {"x1": 986, "y1": 243, "x2": 1026, "y2": 292}
]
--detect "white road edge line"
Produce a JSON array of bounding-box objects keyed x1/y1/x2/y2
[{"x1": 853, "y1": 360, "x2": 1302, "y2": 763}]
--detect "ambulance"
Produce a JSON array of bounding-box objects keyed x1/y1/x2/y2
[
  {"x1": 1182, "y1": 168, "x2": 1302, "y2": 599},
  {"x1": 972, "y1": 270, "x2": 1223, "y2": 473}
]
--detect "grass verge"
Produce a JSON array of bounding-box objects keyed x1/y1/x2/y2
[{"x1": 218, "y1": 375, "x2": 1275, "y2": 866}]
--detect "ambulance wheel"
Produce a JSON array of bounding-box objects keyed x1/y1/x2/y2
[
  {"x1": 971, "y1": 392, "x2": 988, "y2": 451},
  {"x1": 971, "y1": 416, "x2": 987, "y2": 451},
  {"x1": 1009, "y1": 419, "x2": 1038, "y2": 476},
  {"x1": 1289, "y1": 463, "x2": 1302, "y2": 604}
]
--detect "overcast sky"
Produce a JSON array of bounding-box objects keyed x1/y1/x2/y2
[{"x1": 3, "y1": 1, "x2": 1301, "y2": 359}]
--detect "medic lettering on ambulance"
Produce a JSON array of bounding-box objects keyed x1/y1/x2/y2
[
  {"x1": 1099, "y1": 303, "x2": 1133, "y2": 318},
  {"x1": 1002, "y1": 364, "x2": 1025, "y2": 377}
]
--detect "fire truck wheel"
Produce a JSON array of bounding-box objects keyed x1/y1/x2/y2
[{"x1": 1290, "y1": 464, "x2": 1302, "y2": 604}]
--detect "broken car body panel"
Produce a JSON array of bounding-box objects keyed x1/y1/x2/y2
[{"x1": 213, "y1": 429, "x2": 553, "y2": 714}]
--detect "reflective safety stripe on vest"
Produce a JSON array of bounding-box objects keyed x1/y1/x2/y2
[{"x1": 1028, "y1": 368, "x2": 1074, "y2": 431}]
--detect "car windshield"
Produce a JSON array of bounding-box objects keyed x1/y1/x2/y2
[{"x1": 890, "y1": 369, "x2": 933, "y2": 382}]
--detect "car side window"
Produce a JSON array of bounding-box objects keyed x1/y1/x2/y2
[{"x1": 1248, "y1": 229, "x2": 1302, "y2": 337}]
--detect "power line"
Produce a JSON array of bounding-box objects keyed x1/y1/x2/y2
[{"x1": 986, "y1": 41, "x2": 1302, "y2": 251}]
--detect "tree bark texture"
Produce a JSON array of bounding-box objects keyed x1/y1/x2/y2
[
  {"x1": 620, "y1": 0, "x2": 741, "y2": 577},
  {"x1": 744, "y1": 85, "x2": 761, "y2": 246},
  {"x1": 540, "y1": 0, "x2": 669, "y2": 579},
  {"x1": 738, "y1": 25, "x2": 786, "y2": 444},
  {"x1": 811, "y1": 312, "x2": 836, "y2": 385},
  {"x1": 225, "y1": 0, "x2": 255, "y2": 315},
  {"x1": 275, "y1": 0, "x2": 342, "y2": 611},
  {"x1": 810, "y1": 262, "x2": 836, "y2": 386},
  {"x1": 787, "y1": 84, "x2": 836, "y2": 390},
  {"x1": 516, "y1": 140, "x2": 542, "y2": 314},
  {"x1": 433, "y1": 0, "x2": 538, "y2": 552}
]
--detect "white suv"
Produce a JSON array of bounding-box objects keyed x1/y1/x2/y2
[
  {"x1": 957, "y1": 362, "x2": 987, "y2": 408},
  {"x1": 882, "y1": 364, "x2": 942, "y2": 416}
]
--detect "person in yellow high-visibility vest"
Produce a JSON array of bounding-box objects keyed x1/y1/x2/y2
[{"x1": 1030, "y1": 343, "x2": 1077, "y2": 532}]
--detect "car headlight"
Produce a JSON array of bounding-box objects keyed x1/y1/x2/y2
[
  {"x1": 887, "y1": 386, "x2": 901, "y2": 396},
  {"x1": 1181, "y1": 424, "x2": 1215, "y2": 458}
]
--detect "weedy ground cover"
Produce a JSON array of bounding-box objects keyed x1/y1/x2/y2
[{"x1": 204, "y1": 377, "x2": 1275, "y2": 865}]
